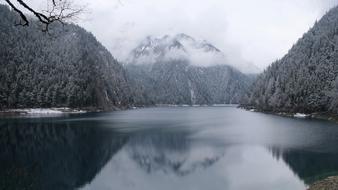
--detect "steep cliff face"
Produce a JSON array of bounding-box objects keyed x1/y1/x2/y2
[
  {"x1": 0, "y1": 5, "x2": 132, "y2": 111},
  {"x1": 241, "y1": 6, "x2": 338, "y2": 114}
]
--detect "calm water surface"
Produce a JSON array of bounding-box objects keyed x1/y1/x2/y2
[{"x1": 1, "y1": 106, "x2": 338, "y2": 190}]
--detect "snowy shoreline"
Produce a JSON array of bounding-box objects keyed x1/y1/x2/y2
[
  {"x1": 293, "y1": 113, "x2": 309, "y2": 118},
  {"x1": 0, "y1": 105, "x2": 239, "y2": 116},
  {"x1": 244, "y1": 107, "x2": 338, "y2": 123},
  {"x1": 0, "y1": 104, "x2": 239, "y2": 116},
  {"x1": 0, "y1": 108, "x2": 87, "y2": 116}
]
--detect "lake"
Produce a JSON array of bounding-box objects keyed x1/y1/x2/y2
[{"x1": 1, "y1": 106, "x2": 338, "y2": 190}]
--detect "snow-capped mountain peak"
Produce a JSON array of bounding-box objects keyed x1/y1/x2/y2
[
  {"x1": 127, "y1": 33, "x2": 260, "y2": 73},
  {"x1": 128, "y1": 33, "x2": 223, "y2": 67},
  {"x1": 131, "y1": 35, "x2": 186, "y2": 60}
]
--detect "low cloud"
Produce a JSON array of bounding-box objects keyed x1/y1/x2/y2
[{"x1": 8, "y1": 0, "x2": 338, "y2": 69}]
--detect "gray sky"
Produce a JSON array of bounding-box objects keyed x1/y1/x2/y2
[{"x1": 12, "y1": 0, "x2": 338, "y2": 69}]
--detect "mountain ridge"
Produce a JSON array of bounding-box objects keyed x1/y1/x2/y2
[
  {"x1": 0, "y1": 5, "x2": 133, "y2": 111},
  {"x1": 241, "y1": 5, "x2": 338, "y2": 114},
  {"x1": 127, "y1": 33, "x2": 259, "y2": 73}
]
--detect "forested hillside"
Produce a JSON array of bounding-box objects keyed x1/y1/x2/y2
[
  {"x1": 241, "y1": 6, "x2": 338, "y2": 114},
  {"x1": 126, "y1": 34, "x2": 253, "y2": 105},
  {"x1": 126, "y1": 60, "x2": 252, "y2": 106},
  {"x1": 0, "y1": 5, "x2": 132, "y2": 111}
]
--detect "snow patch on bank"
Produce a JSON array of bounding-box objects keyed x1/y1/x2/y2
[
  {"x1": 5, "y1": 108, "x2": 87, "y2": 115},
  {"x1": 294, "y1": 113, "x2": 309, "y2": 118},
  {"x1": 23, "y1": 109, "x2": 63, "y2": 114}
]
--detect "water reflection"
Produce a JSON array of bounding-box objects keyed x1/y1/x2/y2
[
  {"x1": 0, "y1": 116, "x2": 128, "y2": 190},
  {"x1": 270, "y1": 147, "x2": 338, "y2": 185},
  {"x1": 126, "y1": 128, "x2": 225, "y2": 176},
  {"x1": 2, "y1": 107, "x2": 338, "y2": 190}
]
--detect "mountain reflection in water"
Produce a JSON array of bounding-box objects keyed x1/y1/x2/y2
[
  {"x1": 0, "y1": 116, "x2": 128, "y2": 190},
  {"x1": 1, "y1": 107, "x2": 338, "y2": 190}
]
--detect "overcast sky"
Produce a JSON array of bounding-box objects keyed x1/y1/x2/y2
[{"x1": 21, "y1": 0, "x2": 338, "y2": 69}]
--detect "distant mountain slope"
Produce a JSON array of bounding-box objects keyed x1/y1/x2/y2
[
  {"x1": 128, "y1": 34, "x2": 259, "y2": 73},
  {"x1": 126, "y1": 60, "x2": 252, "y2": 106},
  {"x1": 126, "y1": 34, "x2": 254, "y2": 105},
  {"x1": 0, "y1": 5, "x2": 132, "y2": 110},
  {"x1": 241, "y1": 6, "x2": 338, "y2": 114}
]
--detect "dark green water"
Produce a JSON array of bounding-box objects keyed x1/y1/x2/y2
[{"x1": 1, "y1": 106, "x2": 338, "y2": 190}]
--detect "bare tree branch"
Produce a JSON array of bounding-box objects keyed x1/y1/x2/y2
[
  {"x1": 4, "y1": 0, "x2": 85, "y2": 31},
  {"x1": 4, "y1": 0, "x2": 29, "y2": 26}
]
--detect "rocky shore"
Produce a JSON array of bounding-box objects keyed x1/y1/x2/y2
[{"x1": 308, "y1": 176, "x2": 338, "y2": 190}]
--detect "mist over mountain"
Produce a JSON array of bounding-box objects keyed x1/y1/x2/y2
[
  {"x1": 241, "y1": 6, "x2": 338, "y2": 114},
  {"x1": 127, "y1": 34, "x2": 260, "y2": 74},
  {"x1": 125, "y1": 34, "x2": 254, "y2": 106},
  {"x1": 0, "y1": 4, "x2": 255, "y2": 110}
]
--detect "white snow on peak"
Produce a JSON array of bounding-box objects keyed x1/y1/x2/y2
[{"x1": 128, "y1": 33, "x2": 260, "y2": 73}]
